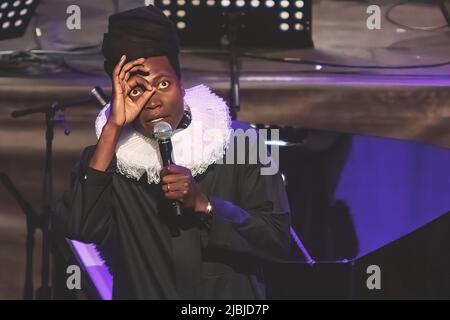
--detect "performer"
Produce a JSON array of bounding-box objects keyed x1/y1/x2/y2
[{"x1": 56, "y1": 5, "x2": 290, "y2": 300}]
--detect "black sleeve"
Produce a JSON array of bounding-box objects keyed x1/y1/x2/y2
[
  {"x1": 200, "y1": 130, "x2": 291, "y2": 261},
  {"x1": 54, "y1": 146, "x2": 116, "y2": 245}
]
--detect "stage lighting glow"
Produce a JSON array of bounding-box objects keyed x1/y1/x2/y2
[
  {"x1": 177, "y1": 10, "x2": 186, "y2": 17},
  {"x1": 280, "y1": 22, "x2": 289, "y2": 31},
  {"x1": 265, "y1": 140, "x2": 289, "y2": 146},
  {"x1": 163, "y1": 9, "x2": 171, "y2": 16},
  {"x1": 221, "y1": 0, "x2": 231, "y2": 7},
  {"x1": 266, "y1": 1, "x2": 275, "y2": 8},
  {"x1": 294, "y1": 23, "x2": 303, "y2": 31},
  {"x1": 280, "y1": 11, "x2": 289, "y2": 19},
  {"x1": 280, "y1": 0, "x2": 289, "y2": 8},
  {"x1": 236, "y1": 0, "x2": 245, "y2": 7},
  {"x1": 177, "y1": 21, "x2": 186, "y2": 29},
  {"x1": 295, "y1": 11, "x2": 303, "y2": 19},
  {"x1": 207, "y1": 0, "x2": 215, "y2": 7},
  {"x1": 296, "y1": 0, "x2": 304, "y2": 8},
  {"x1": 251, "y1": 0, "x2": 260, "y2": 8}
]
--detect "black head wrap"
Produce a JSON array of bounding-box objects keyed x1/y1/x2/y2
[{"x1": 102, "y1": 5, "x2": 181, "y2": 79}]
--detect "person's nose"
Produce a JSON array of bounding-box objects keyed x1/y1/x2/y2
[{"x1": 146, "y1": 93, "x2": 161, "y2": 110}]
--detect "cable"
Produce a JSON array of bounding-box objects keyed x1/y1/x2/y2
[
  {"x1": 29, "y1": 45, "x2": 101, "y2": 56},
  {"x1": 385, "y1": 0, "x2": 448, "y2": 31},
  {"x1": 180, "y1": 48, "x2": 450, "y2": 70},
  {"x1": 239, "y1": 52, "x2": 450, "y2": 70},
  {"x1": 181, "y1": 67, "x2": 450, "y2": 77},
  {"x1": 2, "y1": 45, "x2": 450, "y2": 76},
  {"x1": 59, "y1": 59, "x2": 104, "y2": 76}
]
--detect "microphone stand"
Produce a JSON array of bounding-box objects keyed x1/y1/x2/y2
[
  {"x1": 0, "y1": 173, "x2": 41, "y2": 299},
  {"x1": 6, "y1": 97, "x2": 94, "y2": 299},
  {"x1": 223, "y1": 11, "x2": 243, "y2": 120}
]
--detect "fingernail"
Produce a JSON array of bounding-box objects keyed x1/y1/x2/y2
[{"x1": 121, "y1": 55, "x2": 126, "y2": 61}]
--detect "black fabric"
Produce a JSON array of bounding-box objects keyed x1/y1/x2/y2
[
  {"x1": 55, "y1": 121, "x2": 291, "y2": 300},
  {"x1": 102, "y1": 5, "x2": 181, "y2": 79},
  {"x1": 176, "y1": 105, "x2": 192, "y2": 130}
]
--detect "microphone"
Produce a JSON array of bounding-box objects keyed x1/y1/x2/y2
[
  {"x1": 90, "y1": 86, "x2": 108, "y2": 108},
  {"x1": 153, "y1": 121, "x2": 182, "y2": 216}
]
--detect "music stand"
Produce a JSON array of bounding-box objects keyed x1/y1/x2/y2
[{"x1": 152, "y1": 0, "x2": 313, "y2": 117}]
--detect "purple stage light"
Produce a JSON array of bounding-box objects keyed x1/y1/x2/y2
[{"x1": 69, "y1": 240, "x2": 113, "y2": 300}]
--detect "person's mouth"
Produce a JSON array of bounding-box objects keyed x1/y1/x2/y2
[{"x1": 146, "y1": 116, "x2": 167, "y2": 124}]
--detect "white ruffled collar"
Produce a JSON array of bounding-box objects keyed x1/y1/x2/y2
[{"x1": 95, "y1": 84, "x2": 232, "y2": 184}]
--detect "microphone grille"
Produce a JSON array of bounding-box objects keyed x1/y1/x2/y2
[
  {"x1": 90, "y1": 86, "x2": 108, "y2": 108},
  {"x1": 153, "y1": 121, "x2": 173, "y2": 140}
]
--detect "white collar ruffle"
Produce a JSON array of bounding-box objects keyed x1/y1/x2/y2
[{"x1": 95, "y1": 84, "x2": 232, "y2": 184}]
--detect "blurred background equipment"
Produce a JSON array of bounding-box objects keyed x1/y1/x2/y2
[
  {"x1": 440, "y1": 0, "x2": 450, "y2": 25},
  {"x1": 0, "y1": 0, "x2": 40, "y2": 40},
  {"x1": 152, "y1": 0, "x2": 313, "y2": 49},
  {"x1": 150, "y1": 0, "x2": 313, "y2": 117}
]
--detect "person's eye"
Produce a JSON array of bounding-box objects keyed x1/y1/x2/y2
[
  {"x1": 157, "y1": 80, "x2": 170, "y2": 90},
  {"x1": 129, "y1": 86, "x2": 144, "y2": 97}
]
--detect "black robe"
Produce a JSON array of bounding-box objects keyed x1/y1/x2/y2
[{"x1": 55, "y1": 121, "x2": 291, "y2": 300}]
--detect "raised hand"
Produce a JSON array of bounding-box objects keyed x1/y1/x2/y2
[{"x1": 108, "y1": 55, "x2": 155, "y2": 128}]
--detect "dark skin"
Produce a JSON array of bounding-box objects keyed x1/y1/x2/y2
[{"x1": 89, "y1": 55, "x2": 209, "y2": 213}]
